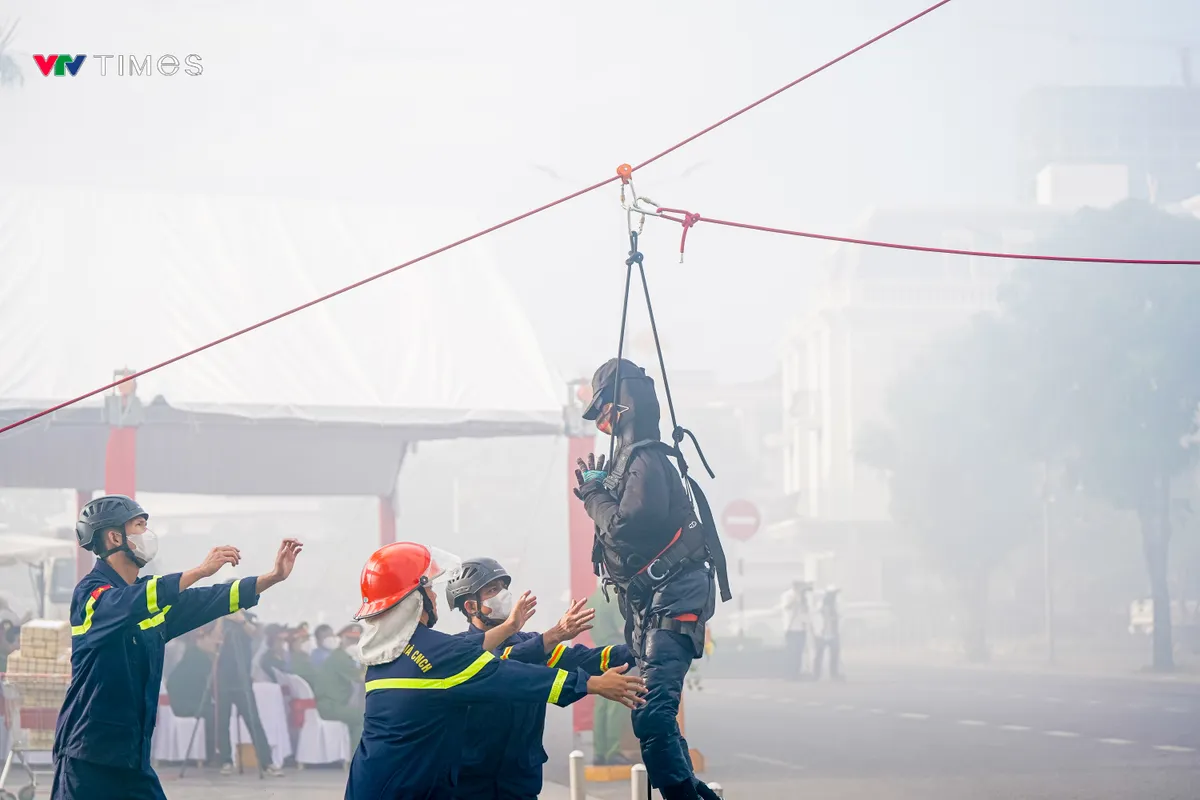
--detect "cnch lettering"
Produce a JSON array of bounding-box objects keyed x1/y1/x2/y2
[{"x1": 403, "y1": 643, "x2": 433, "y2": 673}]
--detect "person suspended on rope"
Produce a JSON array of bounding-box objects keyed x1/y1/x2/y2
[
  {"x1": 343, "y1": 542, "x2": 647, "y2": 800},
  {"x1": 52, "y1": 494, "x2": 302, "y2": 800},
  {"x1": 574, "y1": 357, "x2": 731, "y2": 800},
  {"x1": 443, "y1": 557, "x2": 637, "y2": 800}
]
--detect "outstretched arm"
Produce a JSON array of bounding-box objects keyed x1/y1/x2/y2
[{"x1": 162, "y1": 539, "x2": 304, "y2": 641}]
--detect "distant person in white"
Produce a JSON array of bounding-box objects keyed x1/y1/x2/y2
[
  {"x1": 812, "y1": 587, "x2": 842, "y2": 681},
  {"x1": 780, "y1": 581, "x2": 812, "y2": 680}
]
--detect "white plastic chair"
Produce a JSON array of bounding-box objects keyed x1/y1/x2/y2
[
  {"x1": 152, "y1": 684, "x2": 206, "y2": 765},
  {"x1": 285, "y1": 674, "x2": 350, "y2": 768}
]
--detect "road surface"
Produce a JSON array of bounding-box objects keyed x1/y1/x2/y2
[{"x1": 546, "y1": 665, "x2": 1200, "y2": 799}]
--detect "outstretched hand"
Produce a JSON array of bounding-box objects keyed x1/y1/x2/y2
[
  {"x1": 507, "y1": 590, "x2": 538, "y2": 632},
  {"x1": 256, "y1": 539, "x2": 304, "y2": 593},
  {"x1": 586, "y1": 663, "x2": 647, "y2": 709},
  {"x1": 548, "y1": 598, "x2": 595, "y2": 645},
  {"x1": 197, "y1": 546, "x2": 241, "y2": 578},
  {"x1": 573, "y1": 452, "x2": 608, "y2": 499}
]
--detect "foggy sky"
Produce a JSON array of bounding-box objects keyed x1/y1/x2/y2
[{"x1": 3, "y1": 0, "x2": 1198, "y2": 383}]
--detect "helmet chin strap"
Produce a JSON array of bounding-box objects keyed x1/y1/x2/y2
[
  {"x1": 419, "y1": 589, "x2": 438, "y2": 628},
  {"x1": 94, "y1": 530, "x2": 146, "y2": 568},
  {"x1": 469, "y1": 597, "x2": 502, "y2": 630}
]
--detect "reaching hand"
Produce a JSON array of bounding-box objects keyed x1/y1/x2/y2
[
  {"x1": 197, "y1": 546, "x2": 241, "y2": 578},
  {"x1": 269, "y1": 538, "x2": 303, "y2": 582},
  {"x1": 506, "y1": 590, "x2": 538, "y2": 632},
  {"x1": 550, "y1": 598, "x2": 595, "y2": 644},
  {"x1": 586, "y1": 664, "x2": 647, "y2": 709},
  {"x1": 574, "y1": 452, "x2": 608, "y2": 499}
]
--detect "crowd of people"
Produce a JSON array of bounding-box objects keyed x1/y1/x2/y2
[{"x1": 161, "y1": 608, "x2": 367, "y2": 774}]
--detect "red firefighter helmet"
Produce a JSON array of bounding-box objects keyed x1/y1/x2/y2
[{"x1": 355, "y1": 542, "x2": 461, "y2": 620}]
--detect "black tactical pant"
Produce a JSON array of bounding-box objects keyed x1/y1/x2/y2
[{"x1": 631, "y1": 627, "x2": 698, "y2": 795}]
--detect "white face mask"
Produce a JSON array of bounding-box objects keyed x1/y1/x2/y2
[
  {"x1": 127, "y1": 529, "x2": 159, "y2": 566},
  {"x1": 482, "y1": 588, "x2": 513, "y2": 622},
  {"x1": 320, "y1": 636, "x2": 339, "y2": 651},
  {"x1": 297, "y1": 639, "x2": 313, "y2": 655}
]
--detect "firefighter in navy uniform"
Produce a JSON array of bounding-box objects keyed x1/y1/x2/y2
[
  {"x1": 444, "y1": 557, "x2": 637, "y2": 800},
  {"x1": 344, "y1": 543, "x2": 646, "y2": 800},
  {"x1": 51, "y1": 494, "x2": 303, "y2": 800},
  {"x1": 574, "y1": 358, "x2": 732, "y2": 800}
]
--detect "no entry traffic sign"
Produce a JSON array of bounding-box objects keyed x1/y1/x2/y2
[{"x1": 721, "y1": 499, "x2": 761, "y2": 541}]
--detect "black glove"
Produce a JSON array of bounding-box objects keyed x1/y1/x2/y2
[{"x1": 573, "y1": 453, "x2": 609, "y2": 500}]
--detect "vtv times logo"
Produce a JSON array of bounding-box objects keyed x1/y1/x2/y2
[{"x1": 33, "y1": 54, "x2": 203, "y2": 77}]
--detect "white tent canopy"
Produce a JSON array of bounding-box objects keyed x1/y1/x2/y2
[
  {"x1": 0, "y1": 534, "x2": 75, "y2": 568},
  {"x1": 0, "y1": 184, "x2": 563, "y2": 428}
]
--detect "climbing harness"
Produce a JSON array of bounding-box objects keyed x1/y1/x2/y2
[{"x1": 594, "y1": 164, "x2": 733, "y2": 606}]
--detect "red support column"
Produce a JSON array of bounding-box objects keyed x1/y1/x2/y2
[
  {"x1": 104, "y1": 427, "x2": 137, "y2": 498},
  {"x1": 75, "y1": 489, "x2": 93, "y2": 581},
  {"x1": 568, "y1": 434, "x2": 599, "y2": 735},
  {"x1": 379, "y1": 494, "x2": 397, "y2": 546}
]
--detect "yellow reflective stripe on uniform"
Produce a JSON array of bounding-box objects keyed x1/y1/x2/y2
[
  {"x1": 501, "y1": 646, "x2": 513, "y2": 660},
  {"x1": 600, "y1": 645, "x2": 613, "y2": 672},
  {"x1": 139, "y1": 605, "x2": 172, "y2": 630},
  {"x1": 547, "y1": 643, "x2": 567, "y2": 668},
  {"x1": 229, "y1": 580, "x2": 241, "y2": 613},
  {"x1": 365, "y1": 651, "x2": 495, "y2": 693},
  {"x1": 547, "y1": 669, "x2": 569, "y2": 704},
  {"x1": 146, "y1": 576, "x2": 161, "y2": 614},
  {"x1": 71, "y1": 595, "x2": 100, "y2": 637}
]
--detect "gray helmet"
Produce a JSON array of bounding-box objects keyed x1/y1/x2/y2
[
  {"x1": 445, "y1": 558, "x2": 510, "y2": 611},
  {"x1": 76, "y1": 495, "x2": 148, "y2": 552}
]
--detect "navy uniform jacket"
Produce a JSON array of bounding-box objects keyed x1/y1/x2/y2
[
  {"x1": 454, "y1": 628, "x2": 635, "y2": 798},
  {"x1": 345, "y1": 624, "x2": 592, "y2": 800},
  {"x1": 53, "y1": 560, "x2": 261, "y2": 771}
]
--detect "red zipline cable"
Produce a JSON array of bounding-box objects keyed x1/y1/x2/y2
[
  {"x1": 654, "y1": 210, "x2": 1200, "y2": 265},
  {"x1": 0, "y1": 0, "x2": 957, "y2": 436}
]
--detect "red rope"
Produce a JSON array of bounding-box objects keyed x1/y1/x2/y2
[
  {"x1": 0, "y1": 0, "x2": 956, "y2": 436},
  {"x1": 656, "y1": 211, "x2": 1200, "y2": 266}
]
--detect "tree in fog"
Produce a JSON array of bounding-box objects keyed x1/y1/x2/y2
[
  {"x1": 0, "y1": 20, "x2": 22, "y2": 88},
  {"x1": 858, "y1": 316, "x2": 1038, "y2": 662},
  {"x1": 1000, "y1": 200, "x2": 1200, "y2": 671}
]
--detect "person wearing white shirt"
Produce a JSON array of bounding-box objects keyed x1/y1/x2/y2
[{"x1": 780, "y1": 581, "x2": 812, "y2": 680}]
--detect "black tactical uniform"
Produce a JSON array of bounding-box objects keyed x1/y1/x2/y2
[{"x1": 575, "y1": 358, "x2": 728, "y2": 800}]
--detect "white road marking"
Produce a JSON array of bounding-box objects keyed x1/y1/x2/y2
[
  {"x1": 1044, "y1": 730, "x2": 1080, "y2": 738},
  {"x1": 1044, "y1": 697, "x2": 1064, "y2": 704},
  {"x1": 898, "y1": 713, "x2": 930, "y2": 720},
  {"x1": 778, "y1": 697, "x2": 795, "y2": 704},
  {"x1": 1154, "y1": 745, "x2": 1196, "y2": 753},
  {"x1": 806, "y1": 700, "x2": 823, "y2": 707},
  {"x1": 958, "y1": 720, "x2": 987, "y2": 727},
  {"x1": 1098, "y1": 738, "x2": 1134, "y2": 746},
  {"x1": 736, "y1": 753, "x2": 806, "y2": 771},
  {"x1": 834, "y1": 704, "x2": 855, "y2": 711},
  {"x1": 1164, "y1": 707, "x2": 1188, "y2": 714},
  {"x1": 1000, "y1": 724, "x2": 1031, "y2": 732},
  {"x1": 869, "y1": 708, "x2": 886, "y2": 715}
]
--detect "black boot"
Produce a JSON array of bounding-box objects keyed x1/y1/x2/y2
[{"x1": 660, "y1": 779, "x2": 701, "y2": 800}]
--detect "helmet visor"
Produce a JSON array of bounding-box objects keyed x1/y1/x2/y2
[{"x1": 424, "y1": 547, "x2": 462, "y2": 589}]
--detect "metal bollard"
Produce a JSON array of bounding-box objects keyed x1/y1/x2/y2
[
  {"x1": 708, "y1": 782, "x2": 725, "y2": 798},
  {"x1": 631, "y1": 763, "x2": 650, "y2": 800},
  {"x1": 568, "y1": 750, "x2": 586, "y2": 800}
]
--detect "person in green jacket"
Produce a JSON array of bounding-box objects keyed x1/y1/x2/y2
[
  {"x1": 313, "y1": 623, "x2": 365, "y2": 750},
  {"x1": 586, "y1": 585, "x2": 635, "y2": 766}
]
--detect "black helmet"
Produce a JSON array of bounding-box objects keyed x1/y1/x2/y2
[
  {"x1": 581, "y1": 358, "x2": 650, "y2": 421},
  {"x1": 445, "y1": 558, "x2": 510, "y2": 611},
  {"x1": 76, "y1": 495, "x2": 148, "y2": 552}
]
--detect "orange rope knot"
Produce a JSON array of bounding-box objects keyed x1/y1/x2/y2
[{"x1": 616, "y1": 163, "x2": 633, "y2": 184}]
